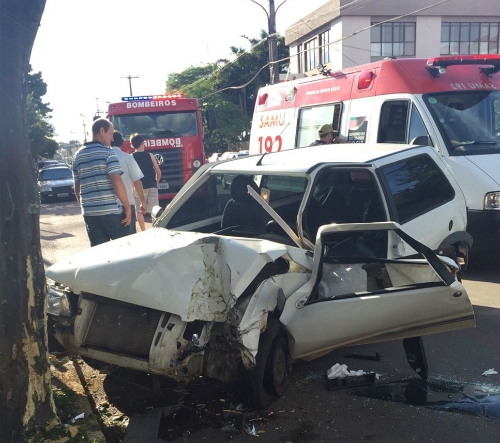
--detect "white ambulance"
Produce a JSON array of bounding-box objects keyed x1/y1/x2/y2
[{"x1": 249, "y1": 55, "x2": 500, "y2": 256}]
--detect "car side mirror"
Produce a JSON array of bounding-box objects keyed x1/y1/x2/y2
[
  {"x1": 151, "y1": 205, "x2": 164, "y2": 221},
  {"x1": 410, "y1": 135, "x2": 433, "y2": 146}
]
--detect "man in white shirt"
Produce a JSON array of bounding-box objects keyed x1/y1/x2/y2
[{"x1": 111, "y1": 131, "x2": 146, "y2": 234}]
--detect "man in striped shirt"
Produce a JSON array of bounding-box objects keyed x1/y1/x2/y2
[{"x1": 72, "y1": 118, "x2": 131, "y2": 246}]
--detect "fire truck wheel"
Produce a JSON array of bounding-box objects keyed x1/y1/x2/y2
[{"x1": 250, "y1": 319, "x2": 292, "y2": 410}]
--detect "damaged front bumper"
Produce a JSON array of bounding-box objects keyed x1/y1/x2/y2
[{"x1": 46, "y1": 229, "x2": 311, "y2": 383}]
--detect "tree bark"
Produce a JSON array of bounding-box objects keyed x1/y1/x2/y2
[{"x1": 0, "y1": 1, "x2": 57, "y2": 440}]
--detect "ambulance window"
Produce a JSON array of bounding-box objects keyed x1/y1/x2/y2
[
  {"x1": 297, "y1": 103, "x2": 342, "y2": 147},
  {"x1": 380, "y1": 154, "x2": 455, "y2": 224},
  {"x1": 378, "y1": 101, "x2": 409, "y2": 144},
  {"x1": 408, "y1": 104, "x2": 431, "y2": 145}
]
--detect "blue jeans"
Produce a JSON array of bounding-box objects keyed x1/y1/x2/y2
[{"x1": 84, "y1": 211, "x2": 130, "y2": 247}]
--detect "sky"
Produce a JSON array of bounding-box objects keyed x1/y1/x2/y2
[{"x1": 30, "y1": 0, "x2": 329, "y2": 143}]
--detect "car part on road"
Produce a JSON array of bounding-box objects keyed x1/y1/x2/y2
[{"x1": 403, "y1": 336, "x2": 428, "y2": 380}]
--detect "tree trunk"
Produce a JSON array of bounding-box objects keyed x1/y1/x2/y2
[{"x1": 0, "y1": 0, "x2": 57, "y2": 440}]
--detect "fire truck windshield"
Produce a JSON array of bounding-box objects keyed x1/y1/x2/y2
[
  {"x1": 110, "y1": 111, "x2": 199, "y2": 139},
  {"x1": 423, "y1": 91, "x2": 500, "y2": 154}
]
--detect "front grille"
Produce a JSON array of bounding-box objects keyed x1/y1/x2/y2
[
  {"x1": 83, "y1": 294, "x2": 162, "y2": 359},
  {"x1": 156, "y1": 148, "x2": 183, "y2": 195}
]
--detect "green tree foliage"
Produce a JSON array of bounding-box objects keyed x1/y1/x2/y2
[
  {"x1": 26, "y1": 67, "x2": 57, "y2": 158},
  {"x1": 165, "y1": 31, "x2": 289, "y2": 155}
]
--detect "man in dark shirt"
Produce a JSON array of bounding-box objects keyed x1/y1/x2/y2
[{"x1": 130, "y1": 133, "x2": 162, "y2": 231}]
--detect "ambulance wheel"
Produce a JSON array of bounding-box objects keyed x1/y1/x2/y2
[{"x1": 250, "y1": 319, "x2": 291, "y2": 410}]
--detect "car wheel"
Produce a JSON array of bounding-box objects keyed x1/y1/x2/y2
[
  {"x1": 221, "y1": 176, "x2": 228, "y2": 189},
  {"x1": 250, "y1": 319, "x2": 291, "y2": 409},
  {"x1": 455, "y1": 241, "x2": 469, "y2": 274}
]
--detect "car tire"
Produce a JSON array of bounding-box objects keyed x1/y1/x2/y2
[
  {"x1": 221, "y1": 176, "x2": 228, "y2": 189},
  {"x1": 250, "y1": 318, "x2": 291, "y2": 410}
]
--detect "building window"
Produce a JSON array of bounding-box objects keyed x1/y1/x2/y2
[
  {"x1": 370, "y1": 22, "x2": 416, "y2": 57},
  {"x1": 441, "y1": 22, "x2": 499, "y2": 55},
  {"x1": 297, "y1": 44, "x2": 302, "y2": 72},
  {"x1": 304, "y1": 38, "x2": 318, "y2": 71},
  {"x1": 319, "y1": 30, "x2": 330, "y2": 65}
]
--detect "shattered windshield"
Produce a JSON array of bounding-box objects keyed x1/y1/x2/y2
[
  {"x1": 163, "y1": 171, "x2": 308, "y2": 246},
  {"x1": 423, "y1": 91, "x2": 500, "y2": 155},
  {"x1": 110, "y1": 111, "x2": 199, "y2": 139}
]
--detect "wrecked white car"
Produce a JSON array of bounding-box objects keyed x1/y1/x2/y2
[{"x1": 46, "y1": 144, "x2": 475, "y2": 408}]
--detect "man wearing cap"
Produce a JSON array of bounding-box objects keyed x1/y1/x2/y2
[{"x1": 309, "y1": 124, "x2": 344, "y2": 146}]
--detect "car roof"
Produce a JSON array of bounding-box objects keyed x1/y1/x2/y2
[
  {"x1": 39, "y1": 165, "x2": 72, "y2": 173},
  {"x1": 210, "y1": 144, "x2": 430, "y2": 174}
]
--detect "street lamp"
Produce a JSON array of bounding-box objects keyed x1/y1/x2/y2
[{"x1": 79, "y1": 114, "x2": 87, "y2": 143}]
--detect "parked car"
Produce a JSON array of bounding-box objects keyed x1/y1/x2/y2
[
  {"x1": 38, "y1": 165, "x2": 75, "y2": 203},
  {"x1": 37, "y1": 159, "x2": 68, "y2": 172},
  {"x1": 46, "y1": 144, "x2": 475, "y2": 409}
]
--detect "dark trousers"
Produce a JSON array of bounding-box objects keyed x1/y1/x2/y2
[
  {"x1": 83, "y1": 212, "x2": 130, "y2": 247},
  {"x1": 129, "y1": 205, "x2": 137, "y2": 234}
]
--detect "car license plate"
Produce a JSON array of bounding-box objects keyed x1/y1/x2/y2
[
  {"x1": 158, "y1": 182, "x2": 169, "y2": 190},
  {"x1": 57, "y1": 193, "x2": 69, "y2": 198}
]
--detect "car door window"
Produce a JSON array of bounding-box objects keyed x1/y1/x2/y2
[
  {"x1": 378, "y1": 100, "x2": 409, "y2": 143},
  {"x1": 408, "y1": 104, "x2": 431, "y2": 145},
  {"x1": 379, "y1": 154, "x2": 455, "y2": 224},
  {"x1": 310, "y1": 227, "x2": 445, "y2": 303},
  {"x1": 296, "y1": 103, "x2": 342, "y2": 147},
  {"x1": 303, "y1": 168, "x2": 387, "y2": 241}
]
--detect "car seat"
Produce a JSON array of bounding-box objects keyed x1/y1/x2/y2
[{"x1": 221, "y1": 175, "x2": 268, "y2": 230}]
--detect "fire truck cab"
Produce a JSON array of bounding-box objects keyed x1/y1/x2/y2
[{"x1": 249, "y1": 55, "x2": 500, "y2": 255}]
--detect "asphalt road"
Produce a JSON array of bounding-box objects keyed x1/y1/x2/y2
[{"x1": 40, "y1": 199, "x2": 500, "y2": 443}]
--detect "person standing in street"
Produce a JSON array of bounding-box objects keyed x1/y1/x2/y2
[
  {"x1": 130, "y1": 133, "x2": 161, "y2": 231},
  {"x1": 72, "y1": 118, "x2": 131, "y2": 246},
  {"x1": 111, "y1": 131, "x2": 147, "y2": 234}
]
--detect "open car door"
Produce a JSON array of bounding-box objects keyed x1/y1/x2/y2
[{"x1": 281, "y1": 222, "x2": 475, "y2": 361}]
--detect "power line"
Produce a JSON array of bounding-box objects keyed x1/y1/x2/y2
[{"x1": 185, "y1": 0, "x2": 451, "y2": 99}]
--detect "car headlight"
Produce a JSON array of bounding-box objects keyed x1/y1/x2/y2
[
  {"x1": 192, "y1": 159, "x2": 202, "y2": 169},
  {"x1": 40, "y1": 185, "x2": 52, "y2": 192},
  {"x1": 46, "y1": 280, "x2": 72, "y2": 317},
  {"x1": 484, "y1": 192, "x2": 500, "y2": 209}
]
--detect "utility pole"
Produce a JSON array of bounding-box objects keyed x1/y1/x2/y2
[
  {"x1": 249, "y1": 0, "x2": 287, "y2": 85},
  {"x1": 79, "y1": 114, "x2": 87, "y2": 143},
  {"x1": 121, "y1": 75, "x2": 139, "y2": 96}
]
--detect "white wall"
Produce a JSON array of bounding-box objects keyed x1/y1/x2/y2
[
  {"x1": 415, "y1": 16, "x2": 442, "y2": 58},
  {"x1": 340, "y1": 16, "x2": 371, "y2": 68}
]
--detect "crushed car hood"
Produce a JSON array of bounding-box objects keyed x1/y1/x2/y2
[{"x1": 46, "y1": 228, "x2": 309, "y2": 322}]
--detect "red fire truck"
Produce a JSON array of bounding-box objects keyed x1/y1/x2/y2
[{"x1": 107, "y1": 94, "x2": 215, "y2": 201}]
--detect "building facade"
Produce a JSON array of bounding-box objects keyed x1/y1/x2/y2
[{"x1": 285, "y1": 0, "x2": 500, "y2": 74}]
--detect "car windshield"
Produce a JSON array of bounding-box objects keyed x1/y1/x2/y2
[
  {"x1": 162, "y1": 171, "x2": 308, "y2": 246},
  {"x1": 161, "y1": 166, "x2": 388, "y2": 248},
  {"x1": 110, "y1": 111, "x2": 199, "y2": 139},
  {"x1": 423, "y1": 90, "x2": 500, "y2": 154},
  {"x1": 39, "y1": 168, "x2": 73, "y2": 181}
]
